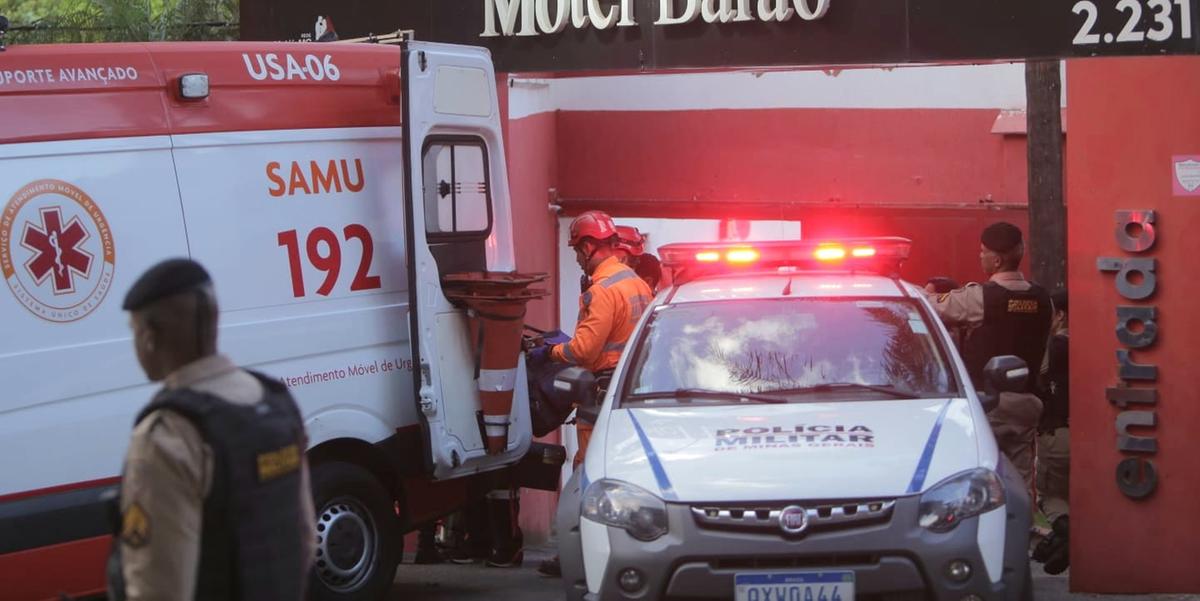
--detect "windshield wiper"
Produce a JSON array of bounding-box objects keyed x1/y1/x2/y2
[
  {"x1": 627, "y1": 388, "x2": 788, "y2": 404},
  {"x1": 769, "y1": 382, "x2": 919, "y2": 399}
]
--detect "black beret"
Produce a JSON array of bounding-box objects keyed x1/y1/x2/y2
[
  {"x1": 122, "y1": 258, "x2": 212, "y2": 311},
  {"x1": 981, "y1": 222, "x2": 1024, "y2": 253}
]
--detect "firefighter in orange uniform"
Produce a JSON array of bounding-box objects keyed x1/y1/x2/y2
[
  {"x1": 547, "y1": 211, "x2": 654, "y2": 468},
  {"x1": 615, "y1": 224, "x2": 664, "y2": 292},
  {"x1": 533, "y1": 211, "x2": 652, "y2": 579}
]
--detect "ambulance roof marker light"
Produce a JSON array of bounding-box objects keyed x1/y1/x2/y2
[
  {"x1": 695, "y1": 251, "x2": 721, "y2": 262},
  {"x1": 178, "y1": 73, "x2": 210, "y2": 100}
]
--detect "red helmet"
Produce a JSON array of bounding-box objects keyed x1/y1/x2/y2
[
  {"x1": 568, "y1": 210, "x2": 618, "y2": 247},
  {"x1": 614, "y1": 225, "x2": 645, "y2": 255}
]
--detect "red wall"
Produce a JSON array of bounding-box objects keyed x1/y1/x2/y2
[
  {"x1": 553, "y1": 107, "x2": 1035, "y2": 286},
  {"x1": 1067, "y1": 56, "x2": 1200, "y2": 592},
  {"x1": 556, "y1": 108, "x2": 1028, "y2": 205},
  {"x1": 501, "y1": 80, "x2": 564, "y2": 545}
]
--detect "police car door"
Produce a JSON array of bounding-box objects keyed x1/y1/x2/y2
[{"x1": 402, "y1": 42, "x2": 528, "y2": 479}]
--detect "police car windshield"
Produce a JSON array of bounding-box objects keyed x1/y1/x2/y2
[{"x1": 623, "y1": 298, "x2": 955, "y2": 405}]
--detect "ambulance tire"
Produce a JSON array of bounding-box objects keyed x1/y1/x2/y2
[{"x1": 309, "y1": 461, "x2": 401, "y2": 601}]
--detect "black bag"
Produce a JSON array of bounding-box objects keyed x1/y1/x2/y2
[{"x1": 528, "y1": 361, "x2": 578, "y2": 438}]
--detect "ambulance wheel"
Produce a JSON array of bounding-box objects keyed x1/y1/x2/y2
[{"x1": 309, "y1": 461, "x2": 401, "y2": 601}]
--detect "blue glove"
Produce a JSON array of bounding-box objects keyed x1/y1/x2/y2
[
  {"x1": 542, "y1": 329, "x2": 571, "y2": 346},
  {"x1": 528, "y1": 344, "x2": 552, "y2": 366}
]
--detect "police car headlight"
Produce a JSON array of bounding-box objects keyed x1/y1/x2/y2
[
  {"x1": 917, "y1": 468, "x2": 1005, "y2": 533},
  {"x1": 582, "y1": 479, "x2": 668, "y2": 541}
]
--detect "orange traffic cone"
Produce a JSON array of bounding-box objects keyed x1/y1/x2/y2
[{"x1": 443, "y1": 272, "x2": 548, "y2": 455}]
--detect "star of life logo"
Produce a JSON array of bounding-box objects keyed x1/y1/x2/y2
[{"x1": 1, "y1": 180, "x2": 116, "y2": 322}]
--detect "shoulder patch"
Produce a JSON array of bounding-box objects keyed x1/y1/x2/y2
[
  {"x1": 257, "y1": 443, "x2": 301, "y2": 482},
  {"x1": 121, "y1": 502, "x2": 151, "y2": 548},
  {"x1": 936, "y1": 293, "x2": 950, "y2": 303}
]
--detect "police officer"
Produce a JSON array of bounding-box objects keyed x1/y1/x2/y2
[
  {"x1": 108, "y1": 259, "x2": 314, "y2": 601},
  {"x1": 924, "y1": 222, "x2": 1052, "y2": 489},
  {"x1": 533, "y1": 211, "x2": 653, "y2": 577},
  {"x1": 1033, "y1": 288, "x2": 1070, "y2": 574}
]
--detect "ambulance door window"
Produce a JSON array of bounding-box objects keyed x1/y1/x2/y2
[{"x1": 421, "y1": 138, "x2": 490, "y2": 275}]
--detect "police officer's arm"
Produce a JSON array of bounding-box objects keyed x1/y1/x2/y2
[
  {"x1": 924, "y1": 283, "x2": 985, "y2": 327},
  {"x1": 119, "y1": 411, "x2": 206, "y2": 601},
  {"x1": 551, "y1": 285, "x2": 617, "y2": 367}
]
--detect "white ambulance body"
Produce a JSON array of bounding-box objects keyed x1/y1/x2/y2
[{"x1": 0, "y1": 40, "x2": 542, "y2": 601}]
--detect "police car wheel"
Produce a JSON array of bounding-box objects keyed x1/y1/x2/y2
[
  {"x1": 1019, "y1": 561, "x2": 1034, "y2": 601},
  {"x1": 309, "y1": 461, "x2": 400, "y2": 601}
]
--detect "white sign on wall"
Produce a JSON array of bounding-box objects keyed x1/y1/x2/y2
[{"x1": 482, "y1": 0, "x2": 831, "y2": 37}]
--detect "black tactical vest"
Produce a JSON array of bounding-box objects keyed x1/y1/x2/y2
[
  {"x1": 961, "y1": 281, "x2": 1053, "y2": 391},
  {"x1": 109, "y1": 372, "x2": 308, "y2": 601}
]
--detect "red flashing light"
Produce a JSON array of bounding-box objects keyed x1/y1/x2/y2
[
  {"x1": 659, "y1": 237, "x2": 911, "y2": 285},
  {"x1": 814, "y1": 246, "x2": 846, "y2": 261}
]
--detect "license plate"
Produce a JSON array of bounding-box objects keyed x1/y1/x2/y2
[{"x1": 734, "y1": 571, "x2": 855, "y2": 601}]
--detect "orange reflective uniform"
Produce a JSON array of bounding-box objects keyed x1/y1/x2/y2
[{"x1": 552, "y1": 256, "x2": 653, "y2": 466}]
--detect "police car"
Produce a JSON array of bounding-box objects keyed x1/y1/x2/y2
[{"x1": 554, "y1": 238, "x2": 1033, "y2": 601}]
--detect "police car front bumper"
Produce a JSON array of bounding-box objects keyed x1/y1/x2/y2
[{"x1": 576, "y1": 494, "x2": 1029, "y2": 601}]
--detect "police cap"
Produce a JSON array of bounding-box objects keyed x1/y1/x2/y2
[
  {"x1": 981, "y1": 222, "x2": 1023, "y2": 253},
  {"x1": 122, "y1": 258, "x2": 212, "y2": 311}
]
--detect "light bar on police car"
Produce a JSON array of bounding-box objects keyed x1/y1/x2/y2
[{"x1": 660, "y1": 237, "x2": 911, "y2": 281}]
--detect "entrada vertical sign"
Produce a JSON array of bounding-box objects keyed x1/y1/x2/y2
[{"x1": 1097, "y1": 210, "x2": 1160, "y2": 500}]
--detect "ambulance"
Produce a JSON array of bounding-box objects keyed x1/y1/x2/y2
[
  {"x1": 553, "y1": 238, "x2": 1035, "y2": 601},
  {"x1": 0, "y1": 38, "x2": 557, "y2": 600}
]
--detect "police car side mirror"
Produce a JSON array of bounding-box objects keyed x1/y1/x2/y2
[
  {"x1": 979, "y1": 355, "x2": 1029, "y2": 413},
  {"x1": 554, "y1": 366, "x2": 597, "y2": 408}
]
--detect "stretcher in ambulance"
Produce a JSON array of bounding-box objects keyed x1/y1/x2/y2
[{"x1": 0, "y1": 39, "x2": 556, "y2": 601}]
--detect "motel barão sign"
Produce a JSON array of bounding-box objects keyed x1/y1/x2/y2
[{"x1": 240, "y1": 0, "x2": 1200, "y2": 72}]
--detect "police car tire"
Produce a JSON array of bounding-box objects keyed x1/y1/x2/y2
[
  {"x1": 309, "y1": 461, "x2": 401, "y2": 601},
  {"x1": 1019, "y1": 562, "x2": 1034, "y2": 601}
]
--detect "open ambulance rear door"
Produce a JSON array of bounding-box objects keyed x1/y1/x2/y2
[{"x1": 400, "y1": 41, "x2": 533, "y2": 480}]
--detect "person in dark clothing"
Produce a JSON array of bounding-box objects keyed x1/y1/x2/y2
[
  {"x1": 108, "y1": 258, "x2": 313, "y2": 601},
  {"x1": 924, "y1": 222, "x2": 1052, "y2": 489},
  {"x1": 1034, "y1": 288, "x2": 1070, "y2": 574}
]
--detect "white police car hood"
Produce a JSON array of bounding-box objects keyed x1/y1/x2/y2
[{"x1": 598, "y1": 398, "x2": 979, "y2": 502}]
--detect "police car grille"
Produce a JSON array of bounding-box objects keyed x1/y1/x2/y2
[
  {"x1": 709, "y1": 553, "x2": 879, "y2": 571},
  {"x1": 690, "y1": 500, "x2": 895, "y2": 533}
]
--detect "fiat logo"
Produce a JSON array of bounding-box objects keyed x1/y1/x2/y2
[{"x1": 779, "y1": 505, "x2": 809, "y2": 535}]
